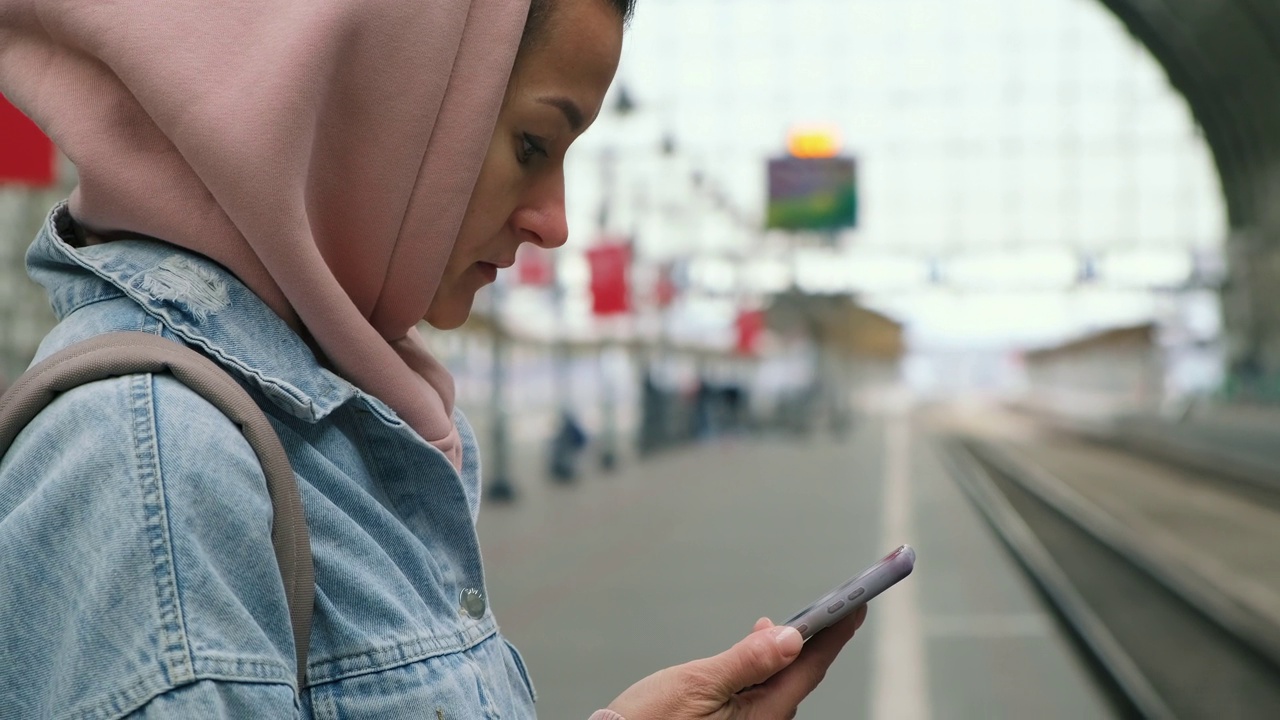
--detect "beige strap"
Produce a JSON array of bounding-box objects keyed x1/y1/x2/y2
[{"x1": 0, "y1": 331, "x2": 313, "y2": 690}]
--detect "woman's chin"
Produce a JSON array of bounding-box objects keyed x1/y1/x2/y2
[{"x1": 423, "y1": 298, "x2": 474, "y2": 331}]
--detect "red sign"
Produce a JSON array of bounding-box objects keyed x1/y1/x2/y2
[
  {"x1": 735, "y1": 310, "x2": 766, "y2": 356},
  {"x1": 654, "y1": 262, "x2": 678, "y2": 309},
  {"x1": 585, "y1": 242, "x2": 631, "y2": 316},
  {"x1": 515, "y1": 244, "x2": 555, "y2": 286},
  {"x1": 0, "y1": 95, "x2": 56, "y2": 188}
]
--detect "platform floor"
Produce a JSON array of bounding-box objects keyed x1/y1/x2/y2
[{"x1": 472, "y1": 407, "x2": 1115, "y2": 719}]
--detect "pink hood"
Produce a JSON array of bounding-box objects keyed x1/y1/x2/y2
[{"x1": 0, "y1": 0, "x2": 532, "y2": 467}]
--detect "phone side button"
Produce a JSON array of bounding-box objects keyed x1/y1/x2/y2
[
  {"x1": 826, "y1": 600, "x2": 846, "y2": 614},
  {"x1": 796, "y1": 623, "x2": 810, "y2": 636},
  {"x1": 847, "y1": 587, "x2": 865, "y2": 602}
]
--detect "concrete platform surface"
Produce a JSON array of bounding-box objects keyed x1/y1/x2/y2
[{"x1": 474, "y1": 410, "x2": 1114, "y2": 719}]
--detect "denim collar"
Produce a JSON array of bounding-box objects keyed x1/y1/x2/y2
[{"x1": 26, "y1": 204, "x2": 378, "y2": 424}]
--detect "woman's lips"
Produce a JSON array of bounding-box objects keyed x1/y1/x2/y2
[{"x1": 476, "y1": 261, "x2": 498, "y2": 283}]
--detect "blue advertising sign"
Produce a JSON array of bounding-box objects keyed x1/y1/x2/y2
[{"x1": 766, "y1": 156, "x2": 858, "y2": 231}]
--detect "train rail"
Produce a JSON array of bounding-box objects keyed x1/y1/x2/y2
[{"x1": 938, "y1": 433, "x2": 1280, "y2": 720}]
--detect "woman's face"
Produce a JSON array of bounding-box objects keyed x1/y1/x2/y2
[{"x1": 424, "y1": 0, "x2": 624, "y2": 329}]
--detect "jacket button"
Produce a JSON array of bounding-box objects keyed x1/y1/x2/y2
[{"x1": 460, "y1": 588, "x2": 487, "y2": 619}]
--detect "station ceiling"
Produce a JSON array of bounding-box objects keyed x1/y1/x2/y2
[{"x1": 1103, "y1": 0, "x2": 1280, "y2": 229}]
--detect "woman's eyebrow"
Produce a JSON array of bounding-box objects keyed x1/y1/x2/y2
[{"x1": 537, "y1": 96, "x2": 585, "y2": 132}]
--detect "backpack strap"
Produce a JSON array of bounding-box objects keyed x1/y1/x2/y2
[{"x1": 0, "y1": 331, "x2": 314, "y2": 691}]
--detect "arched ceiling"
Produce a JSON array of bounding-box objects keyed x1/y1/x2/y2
[{"x1": 1101, "y1": 0, "x2": 1280, "y2": 227}]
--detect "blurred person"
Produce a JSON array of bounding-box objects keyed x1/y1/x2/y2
[
  {"x1": 0, "y1": 0, "x2": 866, "y2": 718},
  {"x1": 549, "y1": 408, "x2": 589, "y2": 480}
]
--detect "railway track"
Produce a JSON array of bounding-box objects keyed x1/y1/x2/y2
[{"x1": 938, "y1": 433, "x2": 1280, "y2": 720}]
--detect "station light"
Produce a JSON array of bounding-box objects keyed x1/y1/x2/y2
[{"x1": 786, "y1": 125, "x2": 842, "y2": 159}]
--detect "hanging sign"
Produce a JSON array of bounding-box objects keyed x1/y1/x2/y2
[
  {"x1": 515, "y1": 244, "x2": 555, "y2": 286},
  {"x1": 0, "y1": 94, "x2": 56, "y2": 188},
  {"x1": 765, "y1": 155, "x2": 857, "y2": 231},
  {"x1": 654, "y1": 261, "x2": 679, "y2": 309},
  {"x1": 585, "y1": 241, "x2": 632, "y2": 316},
  {"x1": 735, "y1": 309, "x2": 766, "y2": 356}
]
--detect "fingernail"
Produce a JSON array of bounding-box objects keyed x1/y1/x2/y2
[{"x1": 772, "y1": 625, "x2": 802, "y2": 657}]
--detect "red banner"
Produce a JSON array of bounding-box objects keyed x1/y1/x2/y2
[
  {"x1": 654, "y1": 262, "x2": 678, "y2": 309},
  {"x1": 515, "y1": 244, "x2": 555, "y2": 286},
  {"x1": 735, "y1": 310, "x2": 766, "y2": 356},
  {"x1": 585, "y1": 241, "x2": 631, "y2": 316},
  {"x1": 0, "y1": 95, "x2": 56, "y2": 188}
]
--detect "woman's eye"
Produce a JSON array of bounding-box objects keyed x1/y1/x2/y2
[{"x1": 519, "y1": 133, "x2": 549, "y2": 164}]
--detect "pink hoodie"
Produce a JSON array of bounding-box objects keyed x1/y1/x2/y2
[{"x1": 0, "y1": 0, "x2": 529, "y2": 469}]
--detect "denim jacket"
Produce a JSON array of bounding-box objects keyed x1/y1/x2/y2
[{"x1": 0, "y1": 205, "x2": 537, "y2": 719}]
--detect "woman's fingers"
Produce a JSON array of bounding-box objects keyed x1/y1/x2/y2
[
  {"x1": 742, "y1": 604, "x2": 869, "y2": 716},
  {"x1": 696, "y1": 624, "x2": 804, "y2": 697},
  {"x1": 605, "y1": 608, "x2": 864, "y2": 720}
]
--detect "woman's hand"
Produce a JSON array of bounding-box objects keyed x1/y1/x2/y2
[{"x1": 605, "y1": 605, "x2": 868, "y2": 720}]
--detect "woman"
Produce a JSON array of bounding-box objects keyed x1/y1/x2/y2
[{"x1": 0, "y1": 0, "x2": 865, "y2": 717}]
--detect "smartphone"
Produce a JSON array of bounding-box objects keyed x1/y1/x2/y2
[{"x1": 782, "y1": 544, "x2": 916, "y2": 641}]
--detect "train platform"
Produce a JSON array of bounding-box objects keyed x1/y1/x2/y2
[
  {"x1": 1013, "y1": 396, "x2": 1280, "y2": 501},
  {"x1": 470, "y1": 403, "x2": 1115, "y2": 719}
]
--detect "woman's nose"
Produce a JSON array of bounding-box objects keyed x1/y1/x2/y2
[{"x1": 516, "y1": 174, "x2": 569, "y2": 249}]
